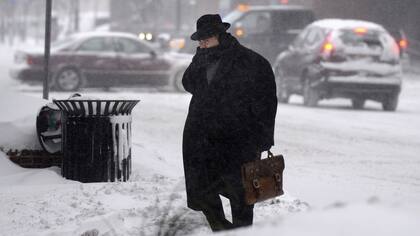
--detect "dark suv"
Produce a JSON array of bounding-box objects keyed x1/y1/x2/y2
[
  {"x1": 223, "y1": 5, "x2": 315, "y2": 63},
  {"x1": 179, "y1": 5, "x2": 315, "y2": 64},
  {"x1": 274, "y1": 19, "x2": 402, "y2": 111}
]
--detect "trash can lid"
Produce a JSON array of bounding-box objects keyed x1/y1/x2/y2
[{"x1": 53, "y1": 100, "x2": 140, "y2": 116}]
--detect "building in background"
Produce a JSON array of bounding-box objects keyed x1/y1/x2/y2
[
  {"x1": 108, "y1": 0, "x2": 310, "y2": 39},
  {"x1": 0, "y1": 0, "x2": 110, "y2": 44},
  {"x1": 1, "y1": 0, "x2": 418, "y2": 45},
  {"x1": 109, "y1": 0, "x2": 220, "y2": 39},
  {"x1": 222, "y1": 0, "x2": 419, "y2": 41}
]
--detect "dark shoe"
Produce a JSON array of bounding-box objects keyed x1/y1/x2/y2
[
  {"x1": 207, "y1": 218, "x2": 233, "y2": 232},
  {"x1": 203, "y1": 209, "x2": 233, "y2": 232}
]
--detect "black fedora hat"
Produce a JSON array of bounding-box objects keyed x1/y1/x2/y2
[{"x1": 190, "y1": 14, "x2": 230, "y2": 41}]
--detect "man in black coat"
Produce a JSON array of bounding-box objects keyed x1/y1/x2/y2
[{"x1": 182, "y1": 14, "x2": 277, "y2": 231}]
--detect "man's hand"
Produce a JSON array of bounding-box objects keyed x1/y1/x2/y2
[{"x1": 191, "y1": 48, "x2": 208, "y2": 68}]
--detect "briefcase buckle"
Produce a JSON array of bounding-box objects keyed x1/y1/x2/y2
[
  {"x1": 275, "y1": 173, "x2": 282, "y2": 182},
  {"x1": 252, "y1": 179, "x2": 260, "y2": 189}
]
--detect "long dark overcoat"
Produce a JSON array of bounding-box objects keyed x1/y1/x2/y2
[{"x1": 182, "y1": 36, "x2": 277, "y2": 211}]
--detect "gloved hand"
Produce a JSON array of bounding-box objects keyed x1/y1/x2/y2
[{"x1": 191, "y1": 47, "x2": 208, "y2": 68}]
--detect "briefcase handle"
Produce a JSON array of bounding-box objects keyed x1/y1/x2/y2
[{"x1": 266, "y1": 150, "x2": 284, "y2": 160}]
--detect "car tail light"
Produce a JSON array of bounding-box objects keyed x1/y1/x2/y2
[
  {"x1": 320, "y1": 33, "x2": 335, "y2": 60},
  {"x1": 353, "y1": 27, "x2": 368, "y2": 35},
  {"x1": 26, "y1": 56, "x2": 34, "y2": 65},
  {"x1": 393, "y1": 40, "x2": 401, "y2": 55},
  {"x1": 399, "y1": 39, "x2": 408, "y2": 50}
]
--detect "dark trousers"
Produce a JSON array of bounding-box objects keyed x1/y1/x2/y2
[{"x1": 201, "y1": 176, "x2": 254, "y2": 232}]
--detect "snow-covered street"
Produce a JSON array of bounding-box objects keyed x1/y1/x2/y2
[{"x1": 1, "y1": 43, "x2": 420, "y2": 235}]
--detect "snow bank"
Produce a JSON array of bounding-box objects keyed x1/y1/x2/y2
[
  {"x1": 0, "y1": 152, "x2": 68, "y2": 186},
  {"x1": 224, "y1": 203, "x2": 419, "y2": 236},
  {"x1": 0, "y1": 90, "x2": 47, "y2": 150},
  {"x1": 0, "y1": 151, "x2": 24, "y2": 176}
]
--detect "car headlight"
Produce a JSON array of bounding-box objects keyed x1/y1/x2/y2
[
  {"x1": 139, "y1": 32, "x2": 153, "y2": 41},
  {"x1": 146, "y1": 33, "x2": 153, "y2": 41},
  {"x1": 138, "y1": 33, "x2": 146, "y2": 40}
]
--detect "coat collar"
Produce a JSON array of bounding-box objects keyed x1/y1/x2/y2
[{"x1": 208, "y1": 37, "x2": 244, "y2": 86}]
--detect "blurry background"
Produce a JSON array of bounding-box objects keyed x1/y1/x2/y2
[
  {"x1": 0, "y1": 3, "x2": 420, "y2": 235},
  {"x1": 1, "y1": 0, "x2": 419, "y2": 41},
  {"x1": 1, "y1": 0, "x2": 419, "y2": 63}
]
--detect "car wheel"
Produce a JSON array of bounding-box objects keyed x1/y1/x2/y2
[
  {"x1": 275, "y1": 68, "x2": 290, "y2": 104},
  {"x1": 303, "y1": 79, "x2": 319, "y2": 107},
  {"x1": 55, "y1": 68, "x2": 82, "y2": 91},
  {"x1": 382, "y1": 93, "x2": 399, "y2": 111},
  {"x1": 173, "y1": 69, "x2": 186, "y2": 93},
  {"x1": 351, "y1": 98, "x2": 365, "y2": 110}
]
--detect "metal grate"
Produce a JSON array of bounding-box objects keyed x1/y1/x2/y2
[
  {"x1": 53, "y1": 100, "x2": 140, "y2": 117},
  {"x1": 53, "y1": 99, "x2": 140, "y2": 182}
]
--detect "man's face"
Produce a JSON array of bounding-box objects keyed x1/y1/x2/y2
[{"x1": 198, "y1": 35, "x2": 219, "y2": 49}]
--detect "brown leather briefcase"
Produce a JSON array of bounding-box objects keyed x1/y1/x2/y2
[{"x1": 241, "y1": 151, "x2": 285, "y2": 205}]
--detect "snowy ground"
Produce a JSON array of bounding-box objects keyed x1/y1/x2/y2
[{"x1": 1, "y1": 43, "x2": 420, "y2": 236}]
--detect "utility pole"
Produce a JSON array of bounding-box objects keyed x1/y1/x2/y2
[{"x1": 43, "y1": 0, "x2": 52, "y2": 100}]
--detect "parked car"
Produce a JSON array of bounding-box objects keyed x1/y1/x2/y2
[
  {"x1": 274, "y1": 19, "x2": 402, "y2": 111},
  {"x1": 178, "y1": 4, "x2": 315, "y2": 64},
  {"x1": 10, "y1": 32, "x2": 192, "y2": 92}
]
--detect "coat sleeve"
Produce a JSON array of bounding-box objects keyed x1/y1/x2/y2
[
  {"x1": 182, "y1": 48, "x2": 204, "y2": 95},
  {"x1": 251, "y1": 57, "x2": 278, "y2": 151},
  {"x1": 182, "y1": 63, "x2": 197, "y2": 94}
]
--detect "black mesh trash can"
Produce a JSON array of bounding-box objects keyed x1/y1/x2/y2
[{"x1": 53, "y1": 99, "x2": 139, "y2": 183}]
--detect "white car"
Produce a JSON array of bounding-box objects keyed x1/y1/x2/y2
[{"x1": 275, "y1": 19, "x2": 402, "y2": 111}]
